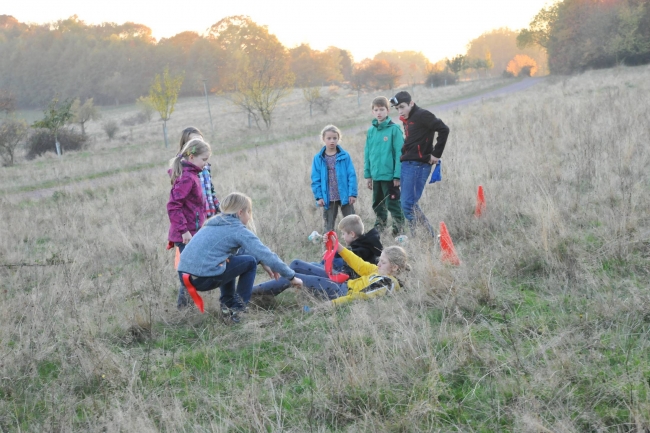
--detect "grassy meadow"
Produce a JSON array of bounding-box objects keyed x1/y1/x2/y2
[{"x1": 0, "y1": 67, "x2": 649, "y2": 432}]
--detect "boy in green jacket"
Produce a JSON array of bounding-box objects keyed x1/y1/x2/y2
[{"x1": 364, "y1": 96, "x2": 405, "y2": 235}]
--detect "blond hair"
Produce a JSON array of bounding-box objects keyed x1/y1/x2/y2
[
  {"x1": 338, "y1": 214, "x2": 364, "y2": 236},
  {"x1": 169, "y1": 139, "x2": 211, "y2": 184},
  {"x1": 383, "y1": 246, "x2": 409, "y2": 274},
  {"x1": 371, "y1": 96, "x2": 389, "y2": 110},
  {"x1": 320, "y1": 124, "x2": 342, "y2": 142},
  {"x1": 218, "y1": 192, "x2": 256, "y2": 233}
]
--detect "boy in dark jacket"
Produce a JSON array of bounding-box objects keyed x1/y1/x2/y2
[
  {"x1": 390, "y1": 91, "x2": 450, "y2": 237},
  {"x1": 364, "y1": 96, "x2": 405, "y2": 235},
  {"x1": 336, "y1": 215, "x2": 383, "y2": 278}
]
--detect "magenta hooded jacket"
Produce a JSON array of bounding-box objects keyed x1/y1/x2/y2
[{"x1": 167, "y1": 161, "x2": 206, "y2": 243}]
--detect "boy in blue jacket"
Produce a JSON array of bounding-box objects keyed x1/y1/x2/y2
[
  {"x1": 364, "y1": 96, "x2": 405, "y2": 235},
  {"x1": 311, "y1": 124, "x2": 358, "y2": 232}
]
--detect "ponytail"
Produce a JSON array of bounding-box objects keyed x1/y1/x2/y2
[{"x1": 169, "y1": 138, "x2": 211, "y2": 184}]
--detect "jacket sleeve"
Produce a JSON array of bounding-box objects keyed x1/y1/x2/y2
[
  {"x1": 167, "y1": 175, "x2": 193, "y2": 236},
  {"x1": 392, "y1": 126, "x2": 404, "y2": 179},
  {"x1": 347, "y1": 157, "x2": 358, "y2": 198},
  {"x1": 339, "y1": 247, "x2": 377, "y2": 277},
  {"x1": 238, "y1": 229, "x2": 295, "y2": 279},
  {"x1": 363, "y1": 132, "x2": 371, "y2": 179},
  {"x1": 422, "y1": 111, "x2": 450, "y2": 158},
  {"x1": 331, "y1": 275, "x2": 399, "y2": 306},
  {"x1": 310, "y1": 155, "x2": 322, "y2": 201}
]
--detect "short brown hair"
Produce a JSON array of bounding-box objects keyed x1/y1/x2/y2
[
  {"x1": 338, "y1": 214, "x2": 364, "y2": 236},
  {"x1": 371, "y1": 96, "x2": 389, "y2": 110}
]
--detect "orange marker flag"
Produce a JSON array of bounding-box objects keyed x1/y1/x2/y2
[
  {"x1": 174, "y1": 247, "x2": 181, "y2": 270},
  {"x1": 474, "y1": 185, "x2": 486, "y2": 217},
  {"x1": 439, "y1": 222, "x2": 461, "y2": 265},
  {"x1": 181, "y1": 273, "x2": 205, "y2": 313}
]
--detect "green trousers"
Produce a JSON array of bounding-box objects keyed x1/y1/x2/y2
[{"x1": 372, "y1": 180, "x2": 405, "y2": 235}]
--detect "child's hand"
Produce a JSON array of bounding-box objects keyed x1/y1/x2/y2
[
  {"x1": 317, "y1": 199, "x2": 325, "y2": 207},
  {"x1": 290, "y1": 277, "x2": 303, "y2": 287},
  {"x1": 393, "y1": 179, "x2": 401, "y2": 187},
  {"x1": 181, "y1": 231, "x2": 192, "y2": 244},
  {"x1": 349, "y1": 197, "x2": 357, "y2": 205},
  {"x1": 262, "y1": 264, "x2": 280, "y2": 281},
  {"x1": 366, "y1": 179, "x2": 373, "y2": 190}
]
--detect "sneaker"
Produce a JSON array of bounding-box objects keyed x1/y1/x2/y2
[
  {"x1": 220, "y1": 303, "x2": 242, "y2": 324},
  {"x1": 177, "y1": 287, "x2": 190, "y2": 310}
]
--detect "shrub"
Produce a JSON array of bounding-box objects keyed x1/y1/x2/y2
[
  {"x1": 121, "y1": 112, "x2": 149, "y2": 126},
  {"x1": 0, "y1": 118, "x2": 28, "y2": 166},
  {"x1": 425, "y1": 70, "x2": 457, "y2": 87},
  {"x1": 103, "y1": 120, "x2": 119, "y2": 140},
  {"x1": 314, "y1": 95, "x2": 333, "y2": 114},
  {"x1": 136, "y1": 96, "x2": 155, "y2": 122},
  {"x1": 26, "y1": 128, "x2": 87, "y2": 159}
]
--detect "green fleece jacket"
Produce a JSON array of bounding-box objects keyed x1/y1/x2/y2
[{"x1": 364, "y1": 117, "x2": 404, "y2": 181}]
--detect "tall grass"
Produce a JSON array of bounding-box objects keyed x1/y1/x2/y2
[{"x1": 0, "y1": 66, "x2": 649, "y2": 431}]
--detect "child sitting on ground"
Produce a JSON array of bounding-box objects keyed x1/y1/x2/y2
[
  {"x1": 326, "y1": 214, "x2": 383, "y2": 279},
  {"x1": 251, "y1": 233, "x2": 407, "y2": 306}
]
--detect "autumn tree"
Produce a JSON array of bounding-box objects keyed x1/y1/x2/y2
[
  {"x1": 374, "y1": 51, "x2": 429, "y2": 87},
  {"x1": 506, "y1": 55, "x2": 538, "y2": 77},
  {"x1": 290, "y1": 44, "x2": 342, "y2": 87},
  {"x1": 32, "y1": 97, "x2": 74, "y2": 156},
  {"x1": 518, "y1": 0, "x2": 650, "y2": 74},
  {"x1": 149, "y1": 67, "x2": 184, "y2": 147},
  {"x1": 211, "y1": 16, "x2": 293, "y2": 129},
  {"x1": 468, "y1": 28, "x2": 547, "y2": 76},
  {"x1": 70, "y1": 97, "x2": 100, "y2": 136}
]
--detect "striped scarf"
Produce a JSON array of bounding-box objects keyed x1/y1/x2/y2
[{"x1": 198, "y1": 165, "x2": 219, "y2": 218}]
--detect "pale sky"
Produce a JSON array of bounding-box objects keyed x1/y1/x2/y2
[{"x1": 5, "y1": 0, "x2": 550, "y2": 62}]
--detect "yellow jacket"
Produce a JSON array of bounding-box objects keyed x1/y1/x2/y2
[{"x1": 331, "y1": 248, "x2": 401, "y2": 306}]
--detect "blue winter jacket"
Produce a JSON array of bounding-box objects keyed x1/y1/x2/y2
[
  {"x1": 177, "y1": 214, "x2": 295, "y2": 279},
  {"x1": 311, "y1": 145, "x2": 358, "y2": 210}
]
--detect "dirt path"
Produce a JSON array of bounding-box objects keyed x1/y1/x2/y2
[{"x1": 4, "y1": 78, "x2": 544, "y2": 203}]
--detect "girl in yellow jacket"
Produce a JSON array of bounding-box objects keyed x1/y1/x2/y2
[{"x1": 251, "y1": 241, "x2": 409, "y2": 306}]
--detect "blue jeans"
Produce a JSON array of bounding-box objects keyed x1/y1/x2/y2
[
  {"x1": 252, "y1": 260, "x2": 348, "y2": 300},
  {"x1": 178, "y1": 254, "x2": 258, "y2": 308},
  {"x1": 400, "y1": 161, "x2": 435, "y2": 237}
]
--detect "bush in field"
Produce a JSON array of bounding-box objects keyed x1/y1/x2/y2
[
  {"x1": 103, "y1": 120, "x2": 119, "y2": 140},
  {"x1": 26, "y1": 128, "x2": 87, "y2": 159},
  {"x1": 0, "y1": 118, "x2": 28, "y2": 166},
  {"x1": 121, "y1": 112, "x2": 149, "y2": 126},
  {"x1": 425, "y1": 70, "x2": 457, "y2": 87}
]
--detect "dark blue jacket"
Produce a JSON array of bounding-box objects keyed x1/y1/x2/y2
[{"x1": 311, "y1": 145, "x2": 358, "y2": 209}]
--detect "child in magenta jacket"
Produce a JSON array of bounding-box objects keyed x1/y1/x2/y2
[{"x1": 167, "y1": 138, "x2": 211, "y2": 308}]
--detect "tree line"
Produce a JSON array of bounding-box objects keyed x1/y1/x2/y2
[
  {"x1": 0, "y1": 13, "x2": 553, "y2": 112},
  {"x1": 518, "y1": 0, "x2": 650, "y2": 74}
]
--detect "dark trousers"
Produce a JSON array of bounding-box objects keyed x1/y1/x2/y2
[
  {"x1": 178, "y1": 255, "x2": 258, "y2": 308},
  {"x1": 323, "y1": 201, "x2": 355, "y2": 232},
  {"x1": 372, "y1": 180, "x2": 405, "y2": 235},
  {"x1": 252, "y1": 260, "x2": 348, "y2": 300}
]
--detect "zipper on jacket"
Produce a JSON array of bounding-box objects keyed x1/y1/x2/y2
[{"x1": 195, "y1": 212, "x2": 199, "y2": 231}]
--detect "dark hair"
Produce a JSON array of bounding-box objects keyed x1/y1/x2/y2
[
  {"x1": 389, "y1": 91, "x2": 412, "y2": 107},
  {"x1": 179, "y1": 127, "x2": 203, "y2": 151}
]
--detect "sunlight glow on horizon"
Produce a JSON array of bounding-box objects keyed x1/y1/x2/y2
[{"x1": 6, "y1": 0, "x2": 550, "y2": 62}]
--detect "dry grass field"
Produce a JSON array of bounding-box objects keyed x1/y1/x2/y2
[{"x1": 0, "y1": 67, "x2": 649, "y2": 432}]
